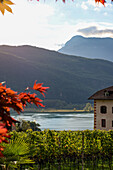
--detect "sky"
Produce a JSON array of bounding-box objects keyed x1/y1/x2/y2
[{"x1": 0, "y1": 0, "x2": 113, "y2": 51}]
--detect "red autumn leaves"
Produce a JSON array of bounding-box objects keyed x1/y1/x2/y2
[
  {"x1": 26, "y1": 80, "x2": 49, "y2": 97},
  {"x1": 95, "y1": 0, "x2": 106, "y2": 6},
  {"x1": 0, "y1": 81, "x2": 49, "y2": 156},
  {"x1": 58, "y1": 0, "x2": 106, "y2": 6},
  {"x1": 0, "y1": 122, "x2": 11, "y2": 157}
]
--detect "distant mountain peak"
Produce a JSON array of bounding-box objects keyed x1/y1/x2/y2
[
  {"x1": 58, "y1": 36, "x2": 113, "y2": 62},
  {"x1": 72, "y1": 35, "x2": 84, "y2": 38}
]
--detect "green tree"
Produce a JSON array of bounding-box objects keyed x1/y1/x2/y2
[
  {"x1": 16, "y1": 120, "x2": 41, "y2": 132},
  {"x1": 83, "y1": 103, "x2": 94, "y2": 112}
]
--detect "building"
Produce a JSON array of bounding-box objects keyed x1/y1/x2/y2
[{"x1": 88, "y1": 86, "x2": 113, "y2": 130}]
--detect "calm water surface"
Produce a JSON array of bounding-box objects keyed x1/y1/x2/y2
[{"x1": 12, "y1": 112, "x2": 94, "y2": 131}]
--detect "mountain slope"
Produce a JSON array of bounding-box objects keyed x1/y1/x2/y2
[
  {"x1": 0, "y1": 45, "x2": 113, "y2": 105},
  {"x1": 58, "y1": 35, "x2": 113, "y2": 62}
]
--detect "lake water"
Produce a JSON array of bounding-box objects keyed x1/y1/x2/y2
[{"x1": 12, "y1": 112, "x2": 94, "y2": 131}]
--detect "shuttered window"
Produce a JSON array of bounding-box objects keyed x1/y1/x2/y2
[
  {"x1": 100, "y1": 106, "x2": 107, "y2": 114},
  {"x1": 112, "y1": 107, "x2": 113, "y2": 113},
  {"x1": 112, "y1": 121, "x2": 113, "y2": 127},
  {"x1": 101, "y1": 119, "x2": 106, "y2": 127}
]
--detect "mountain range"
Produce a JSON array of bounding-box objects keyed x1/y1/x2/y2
[
  {"x1": 0, "y1": 45, "x2": 113, "y2": 107},
  {"x1": 58, "y1": 35, "x2": 113, "y2": 62}
]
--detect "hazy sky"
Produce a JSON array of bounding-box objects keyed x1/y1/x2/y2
[{"x1": 0, "y1": 0, "x2": 113, "y2": 50}]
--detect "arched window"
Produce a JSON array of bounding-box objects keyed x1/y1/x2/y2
[{"x1": 100, "y1": 106, "x2": 107, "y2": 114}]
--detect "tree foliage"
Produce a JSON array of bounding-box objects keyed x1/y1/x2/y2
[
  {"x1": 0, "y1": 81, "x2": 49, "y2": 156},
  {"x1": 16, "y1": 120, "x2": 41, "y2": 132},
  {"x1": 0, "y1": 0, "x2": 14, "y2": 15},
  {"x1": 83, "y1": 103, "x2": 94, "y2": 112},
  {"x1": 0, "y1": 137, "x2": 34, "y2": 169}
]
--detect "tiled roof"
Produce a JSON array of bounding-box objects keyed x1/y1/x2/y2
[{"x1": 88, "y1": 86, "x2": 113, "y2": 100}]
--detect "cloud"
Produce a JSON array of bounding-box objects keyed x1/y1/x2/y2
[
  {"x1": 80, "y1": 0, "x2": 97, "y2": 10},
  {"x1": 104, "y1": 12, "x2": 108, "y2": 16},
  {"x1": 80, "y1": 0, "x2": 113, "y2": 11},
  {"x1": 81, "y1": 2, "x2": 88, "y2": 10},
  {"x1": 77, "y1": 26, "x2": 113, "y2": 37},
  {"x1": 55, "y1": 43, "x2": 65, "y2": 49}
]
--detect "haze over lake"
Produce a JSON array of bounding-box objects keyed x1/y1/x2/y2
[{"x1": 12, "y1": 112, "x2": 94, "y2": 131}]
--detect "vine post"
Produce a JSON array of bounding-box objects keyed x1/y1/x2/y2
[{"x1": 82, "y1": 131, "x2": 84, "y2": 170}]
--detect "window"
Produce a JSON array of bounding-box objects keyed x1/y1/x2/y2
[
  {"x1": 112, "y1": 121, "x2": 113, "y2": 127},
  {"x1": 101, "y1": 119, "x2": 106, "y2": 127},
  {"x1": 104, "y1": 91, "x2": 109, "y2": 96},
  {"x1": 100, "y1": 106, "x2": 107, "y2": 114},
  {"x1": 112, "y1": 107, "x2": 113, "y2": 113}
]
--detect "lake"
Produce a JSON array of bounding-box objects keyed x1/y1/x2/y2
[{"x1": 12, "y1": 112, "x2": 94, "y2": 131}]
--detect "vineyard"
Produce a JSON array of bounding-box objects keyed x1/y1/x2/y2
[{"x1": 1, "y1": 129, "x2": 113, "y2": 169}]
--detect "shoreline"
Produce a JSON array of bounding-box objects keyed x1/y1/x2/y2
[{"x1": 23, "y1": 108, "x2": 93, "y2": 113}]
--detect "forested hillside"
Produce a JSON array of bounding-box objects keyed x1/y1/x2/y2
[{"x1": 0, "y1": 45, "x2": 113, "y2": 107}]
